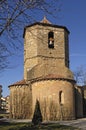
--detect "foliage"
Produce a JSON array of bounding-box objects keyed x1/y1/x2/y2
[{"x1": 32, "y1": 100, "x2": 42, "y2": 125}]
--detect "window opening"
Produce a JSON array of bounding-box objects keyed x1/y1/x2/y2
[
  {"x1": 48, "y1": 31, "x2": 54, "y2": 48},
  {"x1": 59, "y1": 91, "x2": 64, "y2": 105}
]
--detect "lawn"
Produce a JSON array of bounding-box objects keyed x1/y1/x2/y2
[
  {"x1": 0, "y1": 122, "x2": 80, "y2": 130},
  {"x1": 0, "y1": 122, "x2": 27, "y2": 130}
]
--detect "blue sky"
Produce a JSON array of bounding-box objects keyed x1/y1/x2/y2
[{"x1": 0, "y1": 0, "x2": 86, "y2": 96}]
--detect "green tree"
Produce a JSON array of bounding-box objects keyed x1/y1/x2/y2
[{"x1": 32, "y1": 100, "x2": 42, "y2": 125}]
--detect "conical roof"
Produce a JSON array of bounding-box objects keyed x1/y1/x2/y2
[{"x1": 40, "y1": 16, "x2": 51, "y2": 24}]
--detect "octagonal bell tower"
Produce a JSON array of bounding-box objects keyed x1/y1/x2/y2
[
  {"x1": 23, "y1": 17, "x2": 76, "y2": 120},
  {"x1": 23, "y1": 17, "x2": 70, "y2": 81}
]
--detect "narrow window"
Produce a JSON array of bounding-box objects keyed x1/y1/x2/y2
[
  {"x1": 48, "y1": 31, "x2": 54, "y2": 48},
  {"x1": 59, "y1": 91, "x2": 64, "y2": 105}
]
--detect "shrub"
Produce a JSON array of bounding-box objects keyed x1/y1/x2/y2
[{"x1": 32, "y1": 100, "x2": 42, "y2": 125}]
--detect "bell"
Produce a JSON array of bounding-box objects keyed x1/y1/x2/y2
[{"x1": 49, "y1": 40, "x2": 53, "y2": 45}]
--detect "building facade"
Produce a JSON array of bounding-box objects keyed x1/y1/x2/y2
[
  {"x1": 0, "y1": 96, "x2": 10, "y2": 114},
  {"x1": 9, "y1": 17, "x2": 84, "y2": 120}
]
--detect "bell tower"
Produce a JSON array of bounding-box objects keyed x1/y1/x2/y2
[
  {"x1": 9, "y1": 17, "x2": 76, "y2": 121},
  {"x1": 23, "y1": 17, "x2": 70, "y2": 81}
]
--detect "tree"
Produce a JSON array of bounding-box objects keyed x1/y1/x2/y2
[
  {"x1": 0, "y1": 0, "x2": 61, "y2": 71},
  {"x1": 74, "y1": 65, "x2": 86, "y2": 86},
  {"x1": 32, "y1": 100, "x2": 42, "y2": 125}
]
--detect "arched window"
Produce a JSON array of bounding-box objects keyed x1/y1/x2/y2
[
  {"x1": 48, "y1": 31, "x2": 54, "y2": 48},
  {"x1": 59, "y1": 91, "x2": 64, "y2": 105}
]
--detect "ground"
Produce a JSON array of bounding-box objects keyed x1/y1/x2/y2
[
  {"x1": 58, "y1": 118, "x2": 86, "y2": 130},
  {"x1": 0, "y1": 118, "x2": 86, "y2": 130}
]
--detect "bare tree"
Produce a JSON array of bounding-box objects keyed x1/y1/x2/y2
[
  {"x1": 0, "y1": 0, "x2": 61, "y2": 71},
  {"x1": 74, "y1": 66, "x2": 86, "y2": 86}
]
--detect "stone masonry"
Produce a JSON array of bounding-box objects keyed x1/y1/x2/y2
[{"x1": 9, "y1": 17, "x2": 84, "y2": 120}]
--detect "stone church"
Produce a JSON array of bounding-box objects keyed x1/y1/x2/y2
[{"x1": 9, "y1": 17, "x2": 85, "y2": 120}]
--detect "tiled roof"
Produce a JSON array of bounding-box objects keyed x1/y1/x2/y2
[
  {"x1": 28, "y1": 73, "x2": 75, "y2": 83},
  {"x1": 40, "y1": 16, "x2": 51, "y2": 24},
  {"x1": 9, "y1": 79, "x2": 27, "y2": 87},
  {"x1": 43, "y1": 74, "x2": 65, "y2": 79}
]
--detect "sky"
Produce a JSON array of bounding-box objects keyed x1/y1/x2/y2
[{"x1": 0, "y1": 0, "x2": 86, "y2": 97}]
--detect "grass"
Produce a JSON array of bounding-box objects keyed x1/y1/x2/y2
[
  {"x1": 0, "y1": 113, "x2": 9, "y2": 118},
  {"x1": 0, "y1": 122, "x2": 80, "y2": 130},
  {"x1": 0, "y1": 122, "x2": 28, "y2": 130}
]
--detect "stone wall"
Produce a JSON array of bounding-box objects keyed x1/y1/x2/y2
[
  {"x1": 75, "y1": 86, "x2": 83, "y2": 118},
  {"x1": 9, "y1": 84, "x2": 32, "y2": 119},
  {"x1": 32, "y1": 79, "x2": 75, "y2": 120},
  {"x1": 24, "y1": 23, "x2": 69, "y2": 81},
  {"x1": 83, "y1": 86, "x2": 86, "y2": 116}
]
